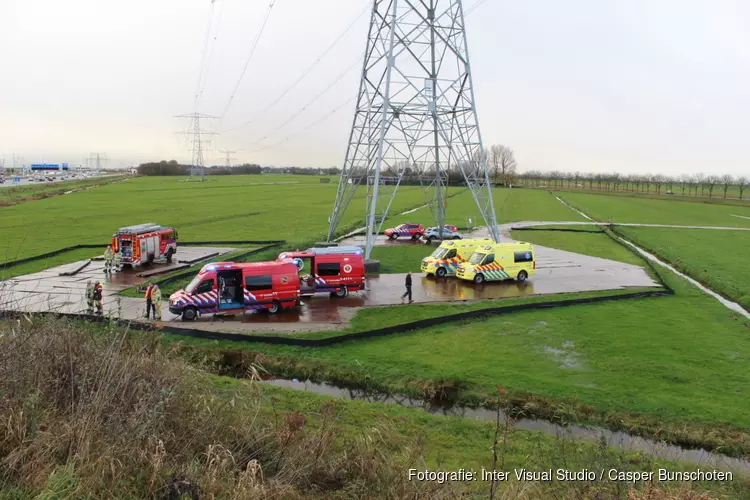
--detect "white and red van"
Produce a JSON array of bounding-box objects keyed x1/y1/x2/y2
[
  {"x1": 277, "y1": 246, "x2": 365, "y2": 297},
  {"x1": 168, "y1": 261, "x2": 300, "y2": 320}
]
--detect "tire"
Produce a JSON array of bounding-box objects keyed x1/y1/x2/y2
[
  {"x1": 389, "y1": 234, "x2": 397, "y2": 240},
  {"x1": 413, "y1": 233, "x2": 422, "y2": 240},
  {"x1": 182, "y1": 307, "x2": 198, "y2": 321},
  {"x1": 335, "y1": 287, "x2": 348, "y2": 298},
  {"x1": 268, "y1": 301, "x2": 281, "y2": 314},
  {"x1": 436, "y1": 267, "x2": 447, "y2": 278},
  {"x1": 473, "y1": 273, "x2": 485, "y2": 284},
  {"x1": 517, "y1": 270, "x2": 528, "y2": 282},
  {"x1": 452, "y1": 235, "x2": 461, "y2": 240},
  {"x1": 427, "y1": 236, "x2": 435, "y2": 242}
]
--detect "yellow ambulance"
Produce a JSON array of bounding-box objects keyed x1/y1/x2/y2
[
  {"x1": 456, "y1": 242, "x2": 536, "y2": 284},
  {"x1": 421, "y1": 238, "x2": 495, "y2": 277}
]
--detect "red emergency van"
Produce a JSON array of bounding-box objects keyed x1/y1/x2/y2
[
  {"x1": 277, "y1": 246, "x2": 365, "y2": 297},
  {"x1": 168, "y1": 261, "x2": 300, "y2": 320},
  {"x1": 112, "y1": 223, "x2": 178, "y2": 268}
]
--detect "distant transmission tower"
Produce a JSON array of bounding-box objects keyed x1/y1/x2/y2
[
  {"x1": 327, "y1": 0, "x2": 499, "y2": 258},
  {"x1": 175, "y1": 113, "x2": 218, "y2": 181},
  {"x1": 89, "y1": 152, "x2": 108, "y2": 171},
  {"x1": 218, "y1": 149, "x2": 239, "y2": 168}
]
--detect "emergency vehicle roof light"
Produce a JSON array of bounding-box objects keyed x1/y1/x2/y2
[{"x1": 309, "y1": 246, "x2": 363, "y2": 255}]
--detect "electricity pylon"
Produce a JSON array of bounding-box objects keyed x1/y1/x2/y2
[
  {"x1": 218, "y1": 149, "x2": 239, "y2": 168},
  {"x1": 326, "y1": 0, "x2": 499, "y2": 258},
  {"x1": 175, "y1": 113, "x2": 218, "y2": 181}
]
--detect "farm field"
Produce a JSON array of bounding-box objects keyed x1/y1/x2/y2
[
  {"x1": 558, "y1": 191, "x2": 750, "y2": 227},
  {"x1": 183, "y1": 270, "x2": 750, "y2": 456},
  {"x1": 616, "y1": 226, "x2": 750, "y2": 310},
  {"x1": 0, "y1": 175, "x2": 126, "y2": 206}
]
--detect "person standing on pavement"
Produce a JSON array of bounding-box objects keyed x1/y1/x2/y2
[
  {"x1": 144, "y1": 283, "x2": 155, "y2": 319},
  {"x1": 103, "y1": 245, "x2": 114, "y2": 274},
  {"x1": 113, "y1": 249, "x2": 122, "y2": 272},
  {"x1": 93, "y1": 280, "x2": 103, "y2": 315},
  {"x1": 401, "y1": 271, "x2": 413, "y2": 303},
  {"x1": 151, "y1": 284, "x2": 162, "y2": 320},
  {"x1": 84, "y1": 280, "x2": 94, "y2": 314}
]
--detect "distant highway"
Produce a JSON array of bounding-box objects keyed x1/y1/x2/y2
[{"x1": 0, "y1": 173, "x2": 108, "y2": 189}]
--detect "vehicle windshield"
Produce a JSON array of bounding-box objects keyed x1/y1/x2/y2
[
  {"x1": 468, "y1": 252, "x2": 485, "y2": 265},
  {"x1": 431, "y1": 247, "x2": 449, "y2": 259},
  {"x1": 185, "y1": 275, "x2": 202, "y2": 294},
  {"x1": 396, "y1": 224, "x2": 407, "y2": 230}
]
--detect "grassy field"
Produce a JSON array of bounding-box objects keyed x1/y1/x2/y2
[
  {"x1": 558, "y1": 191, "x2": 750, "y2": 227},
  {"x1": 617, "y1": 226, "x2": 750, "y2": 310},
  {"x1": 177, "y1": 269, "x2": 750, "y2": 456},
  {"x1": 510, "y1": 228, "x2": 645, "y2": 266},
  {"x1": 3, "y1": 318, "x2": 741, "y2": 499}
]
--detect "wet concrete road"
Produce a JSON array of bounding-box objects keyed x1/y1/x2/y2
[{"x1": 0, "y1": 239, "x2": 659, "y2": 334}]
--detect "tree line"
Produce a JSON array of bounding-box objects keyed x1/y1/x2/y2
[
  {"x1": 136, "y1": 161, "x2": 341, "y2": 176},
  {"x1": 519, "y1": 170, "x2": 749, "y2": 199}
]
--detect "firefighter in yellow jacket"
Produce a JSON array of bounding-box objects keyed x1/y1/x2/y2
[
  {"x1": 151, "y1": 284, "x2": 162, "y2": 320},
  {"x1": 103, "y1": 245, "x2": 114, "y2": 274}
]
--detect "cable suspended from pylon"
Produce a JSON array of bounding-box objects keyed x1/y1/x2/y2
[{"x1": 193, "y1": 0, "x2": 220, "y2": 110}]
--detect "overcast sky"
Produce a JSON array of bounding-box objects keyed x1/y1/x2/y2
[{"x1": 1, "y1": 0, "x2": 748, "y2": 176}]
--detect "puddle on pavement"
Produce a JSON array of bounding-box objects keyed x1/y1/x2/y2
[{"x1": 263, "y1": 378, "x2": 750, "y2": 475}]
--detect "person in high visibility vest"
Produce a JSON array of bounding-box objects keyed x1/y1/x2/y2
[
  {"x1": 84, "y1": 280, "x2": 94, "y2": 314},
  {"x1": 113, "y1": 249, "x2": 122, "y2": 272},
  {"x1": 93, "y1": 281, "x2": 103, "y2": 315},
  {"x1": 144, "y1": 283, "x2": 155, "y2": 319},
  {"x1": 103, "y1": 245, "x2": 114, "y2": 274},
  {"x1": 151, "y1": 284, "x2": 162, "y2": 320}
]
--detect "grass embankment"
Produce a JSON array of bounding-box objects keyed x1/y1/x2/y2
[
  {"x1": 0, "y1": 317, "x2": 742, "y2": 499},
  {"x1": 616, "y1": 227, "x2": 750, "y2": 310},
  {"x1": 0, "y1": 175, "x2": 128, "y2": 207},
  {"x1": 557, "y1": 192, "x2": 750, "y2": 227},
  {"x1": 175, "y1": 268, "x2": 750, "y2": 457},
  {"x1": 540, "y1": 185, "x2": 750, "y2": 205}
]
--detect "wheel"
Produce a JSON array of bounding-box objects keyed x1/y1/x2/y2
[
  {"x1": 452, "y1": 235, "x2": 461, "y2": 240},
  {"x1": 473, "y1": 273, "x2": 485, "y2": 284},
  {"x1": 335, "y1": 287, "x2": 348, "y2": 298},
  {"x1": 427, "y1": 236, "x2": 435, "y2": 242},
  {"x1": 268, "y1": 301, "x2": 281, "y2": 314},
  {"x1": 517, "y1": 270, "x2": 528, "y2": 282},
  {"x1": 413, "y1": 233, "x2": 422, "y2": 240},
  {"x1": 389, "y1": 234, "x2": 397, "y2": 240},
  {"x1": 436, "y1": 267, "x2": 447, "y2": 278},
  {"x1": 182, "y1": 307, "x2": 198, "y2": 321}
]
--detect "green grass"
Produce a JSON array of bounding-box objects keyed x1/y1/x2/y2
[
  {"x1": 369, "y1": 244, "x2": 434, "y2": 273},
  {"x1": 0, "y1": 248, "x2": 103, "y2": 280},
  {"x1": 510, "y1": 229, "x2": 645, "y2": 266},
  {"x1": 617, "y1": 226, "x2": 750, "y2": 310},
  {"x1": 559, "y1": 191, "x2": 750, "y2": 227},
  {"x1": 175, "y1": 270, "x2": 750, "y2": 456}
]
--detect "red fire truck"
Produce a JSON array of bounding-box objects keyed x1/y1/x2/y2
[
  {"x1": 112, "y1": 223, "x2": 178, "y2": 268},
  {"x1": 169, "y1": 261, "x2": 300, "y2": 320},
  {"x1": 277, "y1": 246, "x2": 366, "y2": 297}
]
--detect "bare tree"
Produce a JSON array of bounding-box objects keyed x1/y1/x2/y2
[
  {"x1": 694, "y1": 172, "x2": 706, "y2": 196},
  {"x1": 737, "y1": 176, "x2": 749, "y2": 200},
  {"x1": 706, "y1": 175, "x2": 719, "y2": 198},
  {"x1": 679, "y1": 174, "x2": 691, "y2": 196},
  {"x1": 488, "y1": 145, "x2": 517, "y2": 186},
  {"x1": 488, "y1": 146, "x2": 502, "y2": 182},
  {"x1": 721, "y1": 174, "x2": 733, "y2": 199}
]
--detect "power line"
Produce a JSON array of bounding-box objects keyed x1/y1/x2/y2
[
  {"x1": 193, "y1": 0, "x2": 219, "y2": 109},
  {"x1": 223, "y1": 0, "x2": 370, "y2": 133},
  {"x1": 247, "y1": 55, "x2": 363, "y2": 147},
  {"x1": 239, "y1": 0, "x2": 492, "y2": 155},
  {"x1": 217, "y1": 0, "x2": 276, "y2": 126},
  {"x1": 249, "y1": 95, "x2": 356, "y2": 154}
]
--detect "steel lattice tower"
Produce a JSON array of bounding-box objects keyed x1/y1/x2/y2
[
  {"x1": 327, "y1": 0, "x2": 499, "y2": 258},
  {"x1": 176, "y1": 113, "x2": 218, "y2": 181}
]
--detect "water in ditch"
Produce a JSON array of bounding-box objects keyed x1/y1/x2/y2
[{"x1": 265, "y1": 378, "x2": 750, "y2": 475}]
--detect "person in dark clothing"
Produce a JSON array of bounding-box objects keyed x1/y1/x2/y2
[{"x1": 401, "y1": 271, "x2": 413, "y2": 303}]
